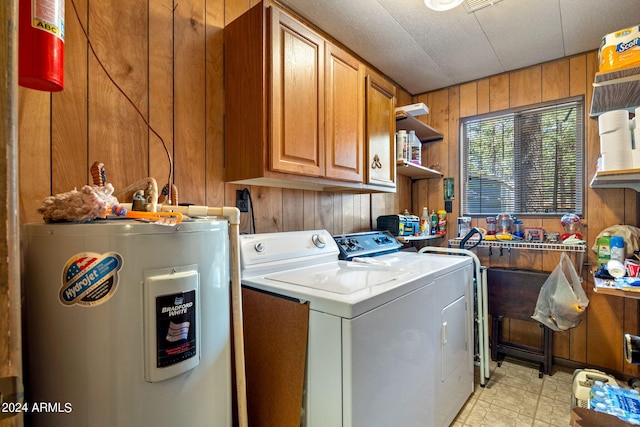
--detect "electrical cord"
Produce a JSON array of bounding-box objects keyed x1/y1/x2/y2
[{"x1": 243, "y1": 189, "x2": 256, "y2": 234}]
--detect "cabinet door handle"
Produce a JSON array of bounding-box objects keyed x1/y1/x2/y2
[{"x1": 371, "y1": 154, "x2": 382, "y2": 169}]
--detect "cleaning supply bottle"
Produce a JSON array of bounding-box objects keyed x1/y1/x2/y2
[
  {"x1": 409, "y1": 130, "x2": 421, "y2": 165},
  {"x1": 597, "y1": 233, "x2": 612, "y2": 266},
  {"x1": 396, "y1": 130, "x2": 407, "y2": 161},
  {"x1": 430, "y1": 210, "x2": 437, "y2": 235},
  {"x1": 437, "y1": 209, "x2": 447, "y2": 235},
  {"x1": 610, "y1": 235, "x2": 625, "y2": 263},
  {"x1": 420, "y1": 207, "x2": 429, "y2": 236}
]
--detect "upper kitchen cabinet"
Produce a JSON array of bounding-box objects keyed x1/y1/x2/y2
[
  {"x1": 324, "y1": 42, "x2": 364, "y2": 183},
  {"x1": 365, "y1": 69, "x2": 396, "y2": 188},
  {"x1": 224, "y1": 1, "x2": 394, "y2": 192}
]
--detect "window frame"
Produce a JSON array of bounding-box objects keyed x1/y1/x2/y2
[{"x1": 459, "y1": 95, "x2": 585, "y2": 218}]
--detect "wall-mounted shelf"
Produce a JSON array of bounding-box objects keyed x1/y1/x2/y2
[
  {"x1": 448, "y1": 238, "x2": 586, "y2": 275},
  {"x1": 395, "y1": 111, "x2": 443, "y2": 142},
  {"x1": 590, "y1": 65, "x2": 640, "y2": 116},
  {"x1": 448, "y1": 239, "x2": 586, "y2": 253},
  {"x1": 396, "y1": 234, "x2": 443, "y2": 243},
  {"x1": 589, "y1": 168, "x2": 640, "y2": 192},
  {"x1": 594, "y1": 277, "x2": 640, "y2": 300},
  {"x1": 396, "y1": 160, "x2": 443, "y2": 179}
]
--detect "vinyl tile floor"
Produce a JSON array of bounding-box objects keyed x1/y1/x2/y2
[{"x1": 451, "y1": 357, "x2": 575, "y2": 427}]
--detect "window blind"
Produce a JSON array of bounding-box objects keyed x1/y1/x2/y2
[{"x1": 461, "y1": 97, "x2": 584, "y2": 216}]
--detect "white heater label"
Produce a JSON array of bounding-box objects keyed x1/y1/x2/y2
[{"x1": 156, "y1": 291, "x2": 197, "y2": 367}]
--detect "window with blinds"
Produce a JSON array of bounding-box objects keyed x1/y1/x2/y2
[{"x1": 460, "y1": 96, "x2": 584, "y2": 216}]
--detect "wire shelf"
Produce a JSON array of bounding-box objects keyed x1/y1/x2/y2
[{"x1": 447, "y1": 238, "x2": 587, "y2": 253}]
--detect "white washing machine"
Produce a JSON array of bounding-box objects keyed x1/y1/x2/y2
[
  {"x1": 22, "y1": 219, "x2": 232, "y2": 427},
  {"x1": 239, "y1": 230, "x2": 473, "y2": 427}
]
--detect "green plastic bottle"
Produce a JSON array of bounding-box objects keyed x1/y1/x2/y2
[{"x1": 597, "y1": 233, "x2": 611, "y2": 266}]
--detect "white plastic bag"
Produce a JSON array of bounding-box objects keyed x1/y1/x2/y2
[{"x1": 531, "y1": 252, "x2": 589, "y2": 331}]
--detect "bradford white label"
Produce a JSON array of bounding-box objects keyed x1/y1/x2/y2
[{"x1": 156, "y1": 291, "x2": 197, "y2": 368}]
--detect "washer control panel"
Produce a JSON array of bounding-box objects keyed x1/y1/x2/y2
[{"x1": 332, "y1": 231, "x2": 402, "y2": 260}]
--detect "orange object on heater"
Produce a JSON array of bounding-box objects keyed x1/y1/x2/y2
[{"x1": 18, "y1": 0, "x2": 65, "y2": 91}]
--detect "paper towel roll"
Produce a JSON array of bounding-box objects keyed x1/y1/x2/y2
[
  {"x1": 608, "y1": 259, "x2": 627, "y2": 278},
  {"x1": 633, "y1": 149, "x2": 640, "y2": 169},
  {"x1": 602, "y1": 151, "x2": 633, "y2": 171},
  {"x1": 599, "y1": 109, "x2": 630, "y2": 135},
  {"x1": 600, "y1": 130, "x2": 632, "y2": 153}
]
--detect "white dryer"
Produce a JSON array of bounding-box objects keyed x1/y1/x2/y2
[{"x1": 239, "y1": 230, "x2": 473, "y2": 427}]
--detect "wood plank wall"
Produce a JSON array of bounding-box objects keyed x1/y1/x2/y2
[
  {"x1": 413, "y1": 53, "x2": 639, "y2": 376},
  {"x1": 17, "y1": 0, "x2": 411, "y2": 233},
  {"x1": 16, "y1": 0, "x2": 637, "y2": 376}
]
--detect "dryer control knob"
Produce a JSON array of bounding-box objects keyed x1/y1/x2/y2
[
  {"x1": 312, "y1": 234, "x2": 326, "y2": 248},
  {"x1": 254, "y1": 242, "x2": 265, "y2": 252}
]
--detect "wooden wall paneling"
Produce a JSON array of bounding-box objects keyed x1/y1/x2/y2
[
  {"x1": 18, "y1": 89, "x2": 50, "y2": 224},
  {"x1": 205, "y1": 0, "x2": 225, "y2": 206},
  {"x1": 303, "y1": 190, "x2": 316, "y2": 231},
  {"x1": 509, "y1": 66, "x2": 541, "y2": 108},
  {"x1": 395, "y1": 175, "x2": 411, "y2": 216},
  {"x1": 542, "y1": 59, "x2": 569, "y2": 101},
  {"x1": 148, "y1": 0, "x2": 175, "y2": 196},
  {"x1": 333, "y1": 193, "x2": 344, "y2": 233},
  {"x1": 584, "y1": 51, "x2": 625, "y2": 372},
  {"x1": 489, "y1": 74, "x2": 509, "y2": 112},
  {"x1": 282, "y1": 188, "x2": 305, "y2": 231},
  {"x1": 225, "y1": 0, "x2": 253, "y2": 24},
  {"x1": 448, "y1": 86, "x2": 460, "y2": 235},
  {"x1": 52, "y1": 0, "x2": 87, "y2": 196},
  {"x1": 313, "y1": 192, "x2": 334, "y2": 233},
  {"x1": 477, "y1": 78, "x2": 490, "y2": 115},
  {"x1": 567, "y1": 53, "x2": 589, "y2": 365},
  {"x1": 340, "y1": 194, "x2": 355, "y2": 233},
  {"x1": 252, "y1": 186, "x2": 283, "y2": 233},
  {"x1": 206, "y1": 0, "x2": 228, "y2": 208},
  {"x1": 371, "y1": 193, "x2": 389, "y2": 231},
  {"x1": 459, "y1": 82, "x2": 477, "y2": 119},
  {"x1": 173, "y1": 0, "x2": 207, "y2": 205},
  {"x1": 87, "y1": 0, "x2": 149, "y2": 194},
  {"x1": 360, "y1": 194, "x2": 372, "y2": 231}
]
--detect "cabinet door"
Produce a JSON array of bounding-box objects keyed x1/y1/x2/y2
[
  {"x1": 365, "y1": 72, "x2": 396, "y2": 187},
  {"x1": 270, "y1": 8, "x2": 324, "y2": 177},
  {"x1": 324, "y1": 43, "x2": 364, "y2": 182}
]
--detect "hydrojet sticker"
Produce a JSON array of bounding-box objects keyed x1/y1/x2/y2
[{"x1": 60, "y1": 252, "x2": 124, "y2": 307}]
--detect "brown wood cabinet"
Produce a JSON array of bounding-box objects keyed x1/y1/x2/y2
[
  {"x1": 365, "y1": 69, "x2": 396, "y2": 187},
  {"x1": 224, "y1": 1, "x2": 394, "y2": 192},
  {"x1": 325, "y1": 42, "x2": 364, "y2": 183}
]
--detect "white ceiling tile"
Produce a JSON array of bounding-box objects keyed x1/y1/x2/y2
[{"x1": 276, "y1": 0, "x2": 640, "y2": 94}]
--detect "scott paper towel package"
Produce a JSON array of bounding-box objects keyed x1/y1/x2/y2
[{"x1": 599, "y1": 25, "x2": 640, "y2": 73}]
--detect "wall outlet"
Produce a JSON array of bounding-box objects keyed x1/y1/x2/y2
[{"x1": 236, "y1": 189, "x2": 249, "y2": 212}]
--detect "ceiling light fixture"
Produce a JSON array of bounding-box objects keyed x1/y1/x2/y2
[{"x1": 424, "y1": 0, "x2": 464, "y2": 11}]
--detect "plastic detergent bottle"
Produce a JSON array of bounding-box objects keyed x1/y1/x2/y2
[
  {"x1": 597, "y1": 233, "x2": 612, "y2": 266},
  {"x1": 437, "y1": 209, "x2": 447, "y2": 235},
  {"x1": 420, "y1": 207, "x2": 429, "y2": 236},
  {"x1": 409, "y1": 130, "x2": 421, "y2": 165},
  {"x1": 430, "y1": 210, "x2": 437, "y2": 235},
  {"x1": 610, "y1": 235, "x2": 625, "y2": 263},
  {"x1": 396, "y1": 130, "x2": 407, "y2": 161}
]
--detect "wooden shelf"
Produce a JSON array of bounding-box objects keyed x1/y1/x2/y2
[
  {"x1": 589, "y1": 168, "x2": 640, "y2": 191},
  {"x1": 590, "y1": 65, "x2": 640, "y2": 116},
  {"x1": 396, "y1": 160, "x2": 443, "y2": 179},
  {"x1": 594, "y1": 277, "x2": 640, "y2": 299},
  {"x1": 395, "y1": 111, "x2": 443, "y2": 142},
  {"x1": 397, "y1": 234, "x2": 443, "y2": 243}
]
